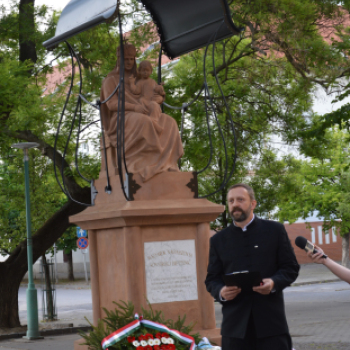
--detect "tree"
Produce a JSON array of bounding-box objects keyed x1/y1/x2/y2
[
  {"x1": 337, "y1": 172, "x2": 350, "y2": 267},
  {"x1": 164, "y1": 40, "x2": 312, "y2": 228},
  {"x1": 161, "y1": 0, "x2": 350, "y2": 228},
  {"x1": 0, "y1": 0, "x2": 114, "y2": 327},
  {"x1": 250, "y1": 128, "x2": 350, "y2": 267},
  {"x1": 1, "y1": 0, "x2": 350, "y2": 328}
]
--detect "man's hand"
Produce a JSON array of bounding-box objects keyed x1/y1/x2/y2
[
  {"x1": 253, "y1": 278, "x2": 274, "y2": 295},
  {"x1": 220, "y1": 286, "x2": 241, "y2": 301},
  {"x1": 307, "y1": 245, "x2": 325, "y2": 264}
]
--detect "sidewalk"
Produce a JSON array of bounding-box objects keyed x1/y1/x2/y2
[
  {"x1": 0, "y1": 279, "x2": 93, "y2": 340},
  {"x1": 22, "y1": 279, "x2": 93, "y2": 328},
  {"x1": 0, "y1": 263, "x2": 347, "y2": 350},
  {"x1": 293, "y1": 262, "x2": 341, "y2": 286}
]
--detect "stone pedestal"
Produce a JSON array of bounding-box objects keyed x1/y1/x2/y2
[{"x1": 70, "y1": 172, "x2": 224, "y2": 349}]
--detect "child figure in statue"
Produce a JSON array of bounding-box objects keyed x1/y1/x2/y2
[{"x1": 129, "y1": 60, "x2": 165, "y2": 121}]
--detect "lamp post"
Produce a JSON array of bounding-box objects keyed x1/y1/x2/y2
[{"x1": 11, "y1": 142, "x2": 42, "y2": 339}]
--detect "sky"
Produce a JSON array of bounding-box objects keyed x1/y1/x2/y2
[
  {"x1": 0, "y1": 0, "x2": 70, "y2": 11},
  {"x1": 36, "y1": 0, "x2": 70, "y2": 11}
]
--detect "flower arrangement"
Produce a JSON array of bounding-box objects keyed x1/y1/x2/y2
[
  {"x1": 127, "y1": 332, "x2": 176, "y2": 350},
  {"x1": 79, "y1": 301, "x2": 201, "y2": 350},
  {"x1": 101, "y1": 315, "x2": 196, "y2": 350}
]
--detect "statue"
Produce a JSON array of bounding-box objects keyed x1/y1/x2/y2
[
  {"x1": 100, "y1": 44, "x2": 183, "y2": 182},
  {"x1": 129, "y1": 60, "x2": 166, "y2": 121}
]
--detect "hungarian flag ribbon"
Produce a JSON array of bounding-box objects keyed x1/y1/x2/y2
[
  {"x1": 101, "y1": 317, "x2": 196, "y2": 350},
  {"x1": 141, "y1": 319, "x2": 196, "y2": 350},
  {"x1": 101, "y1": 319, "x2": 141, "y2": 349}
]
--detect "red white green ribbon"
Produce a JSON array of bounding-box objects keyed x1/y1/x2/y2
[
  {"x1": 141, "y1": 319, "x2": 196, "y2": 350},
  {"x1": 101, "y1": 319, "x2": 141, "y2": 349},
  {"x1": 101, "y1": 317, "x2": 196, "y2": 350}
]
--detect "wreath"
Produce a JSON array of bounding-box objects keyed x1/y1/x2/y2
[{"x1": 102, "y1": 315, "x2": 195, "y2": 350}]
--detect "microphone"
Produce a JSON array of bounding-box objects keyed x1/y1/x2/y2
[{"x1": 295, "y1": 236, "x2": 328, "y2": 259}]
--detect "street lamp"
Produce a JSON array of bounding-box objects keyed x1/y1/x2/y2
[{"x1": 11, "y1": 142, "x2": 42, "y2": 340}]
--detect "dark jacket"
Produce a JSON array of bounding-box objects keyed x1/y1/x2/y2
[{"x1": 205, "y1": 217, "x2": 299, "y2": 339}]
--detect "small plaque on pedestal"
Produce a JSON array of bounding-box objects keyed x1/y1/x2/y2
[{"x1": 144, "y1": 240, "x2": 198, "y2": 303}]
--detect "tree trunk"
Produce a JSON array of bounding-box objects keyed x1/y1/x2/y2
[
  {"x1": 19, "y1": 0, "x2": 37, "y2": 65},
  {"x1": 67, "y1": 251, "x2": 75, "y2": 281},
  {"x1": 42, "y1": 255, "x2": 54, "y2": 320},
  {"x1": 221, "y1": 186, "x2": 228, "y2": 228},
  {"x1": 0, "y1": 192, "x2": 90, "y2": 328},
  {"x1": 0, "y1": 264, "x2": 24, "y2": 327},
  {"x1": 342, "y1": 232, "x2": 350, "y2": 268}
]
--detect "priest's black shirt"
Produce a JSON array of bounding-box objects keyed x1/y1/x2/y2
[{"x1": 205, "y1": 216, "x2": 299, "y2": 339}]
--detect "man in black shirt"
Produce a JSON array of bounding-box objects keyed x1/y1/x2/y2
[{"x1": 205, "y1": 183, "x2": 299, "y2": 350}]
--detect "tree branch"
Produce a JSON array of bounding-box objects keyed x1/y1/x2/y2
[{"x1": 4, "y1": 127, "x2": 84, "y2": 195}]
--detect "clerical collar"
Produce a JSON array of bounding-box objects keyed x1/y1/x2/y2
[{"x1": 233, "y1": 214, "x2": 255, "y2": 232}]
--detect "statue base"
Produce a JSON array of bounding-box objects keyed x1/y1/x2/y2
[{"x1": 70, "y1": 171, "x2": 224, "y2": 349}]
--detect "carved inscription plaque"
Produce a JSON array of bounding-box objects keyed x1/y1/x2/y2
[{"x1": 144, "y1": 240, "x2": 198, "y2": 303}]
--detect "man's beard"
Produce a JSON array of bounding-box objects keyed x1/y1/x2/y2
[{"x1": 230, "y1": 206, "x2": 251, "y2": 222}]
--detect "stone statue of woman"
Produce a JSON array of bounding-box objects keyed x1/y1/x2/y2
[{"x1": 100, "y1": 44, "x2": 183, "y2": 182}]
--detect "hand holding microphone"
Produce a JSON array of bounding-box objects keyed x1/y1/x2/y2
[
  {"x1": 295, "y1": 236, "x2": 328, "y2": 261},
  {"x1": 306, "y1": 245, "x2": 327, "y2": 264},
  {"x1": 295, "y1": 236, "x2": 350, "y2": 283}
]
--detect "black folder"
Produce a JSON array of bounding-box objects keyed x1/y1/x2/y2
[{"x1": 222, "y1": 271, "x2": 263, "y2": 291}]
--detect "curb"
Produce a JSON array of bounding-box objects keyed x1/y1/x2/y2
[
  {"x1": 0, "y1": 325, "x2": 92, "y2": 341},
  {"x1": 292, "y1": 278, "x2": 341, "y2": 287}
]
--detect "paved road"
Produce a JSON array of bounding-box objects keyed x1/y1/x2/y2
[{"x1": 286, "y1": 281, "x2": 350, "y2": 349}]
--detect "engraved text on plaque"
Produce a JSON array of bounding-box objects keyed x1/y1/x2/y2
[{"x1": 144, "y1": 240, "x2": 198, "y2": 303}]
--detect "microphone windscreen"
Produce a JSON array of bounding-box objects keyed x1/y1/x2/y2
[{"x1": 295, "y1": 236, "x2": 307, "y2": 249}]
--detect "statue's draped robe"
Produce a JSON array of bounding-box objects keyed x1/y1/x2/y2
[{"x1": 100, "y1": 69, "x2": 184, "y2": 182}]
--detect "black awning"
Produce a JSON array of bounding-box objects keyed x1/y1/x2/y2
[
  {"x1": 140, "y1": 0, "x2": 242, "y2": 59},
  {"x1": 43, "y1": 0, "x2": 242, "y2": 54}
]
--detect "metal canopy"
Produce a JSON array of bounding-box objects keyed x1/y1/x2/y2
[
  {"x1": 140, "y1": 0, "x2": 242, "y2": 59},
  {"x1": 43, "y1": 0, "x2": 119, "y2": 49},
  {"x1": 43, "y1": 0, "x2": 242, "y2": 55}
]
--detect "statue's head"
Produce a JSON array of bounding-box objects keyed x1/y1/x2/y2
[
  {"x1": 138, "y1": 60, "x2": 153, "y2": 79},
  {"x1": 116, "y1": 43, "x2": 137, "y2": 75},
  {"x1": 117, "y1": 43, "x2": 137, "y2": 58}
]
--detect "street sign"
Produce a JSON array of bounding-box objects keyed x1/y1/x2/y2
[
  {"x1": 76, "y1": 227, "x2": 87, "y2": 238},
  {"x1": 77, "y1": 237, "x2": 89, "y2": 249}
]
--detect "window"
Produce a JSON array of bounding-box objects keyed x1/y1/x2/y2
[{"x1": 317, "y1": 226, "x2": 323, "y2": 245}]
